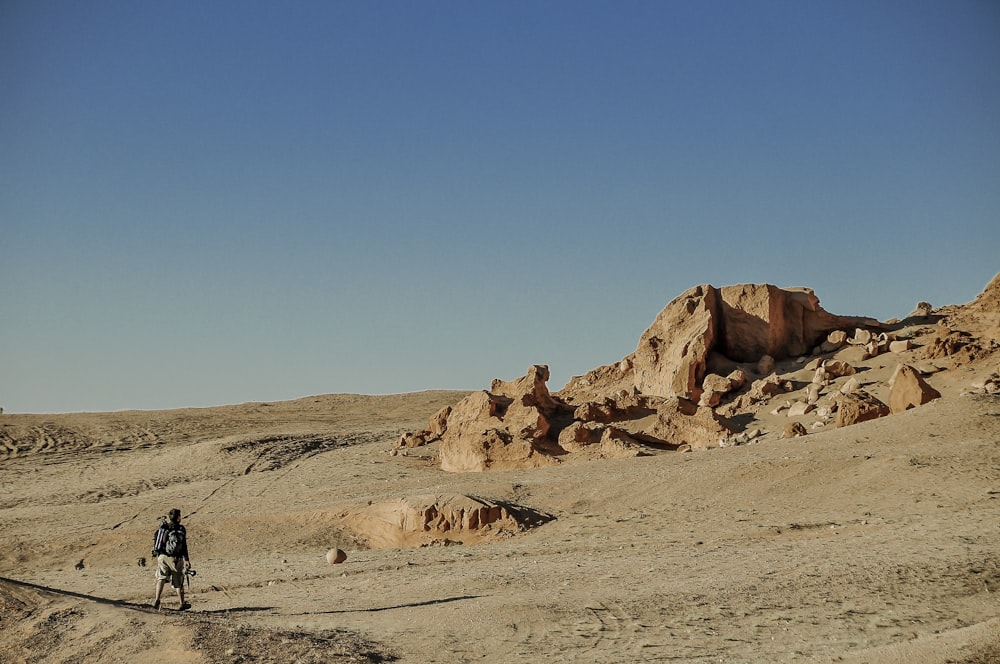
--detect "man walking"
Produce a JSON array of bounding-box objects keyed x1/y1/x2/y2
[{"x1": 151, "y1": 508, "x2": 191, "y2": 610}]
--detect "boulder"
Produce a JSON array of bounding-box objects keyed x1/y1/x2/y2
[
  {"x1": 727, "y1": 369, "x2": 748, "y2": 390},
  {"x1": 787, "y1": 401, "x2": 813, "y2": 417},
  {"x1": 849, "y1": 329, "x2": 873, "y2": 346},
  {"x1": 889, "y1": 340, "x2": 912, "y2": 354},
  {"x1": 815, "y1": 402, "x2": 836, "y2": 419},
  {"x1": 888, "y1": 364, "x2": 942, "y2": 414},
  {"x1": 822, "y1": 360, "x2": 856, "y2": 378},
  {"x1": 698, "y1": 370, "x2": 746, "y2": 407},
  {"x1": 748, "y1": 375, "x2": 783, "y2": 399},
  {"x1": 781, "y1": 422, "x2": 808, "y2": 439},
  {"x1": 325, "y1": 548, "x2": 347, "y2": 564},
  {"x1": 839, "y1": 377, "x2": 861, "y2": 394},
  {"x1": 718, "y1": 373, "x2": 784, "y2": 417},
  {"x1": 835, "y1": 391, "x2": 890, "y2": 427},
  {"x1": 812, "y1": 367, "x2": 831, "y2": 385},
  {"x1": 819, "y1": 330, "x2": 848, "y2": 353},
  {"x1": 907, "y1": 302, "x2": 933, "y2": 318},
  {"x1": 757, "y1": 354, "x2": 776, "y2": 375},
  {"x1": 833, "y1": 345, "x2": 870, "y2": 363}
]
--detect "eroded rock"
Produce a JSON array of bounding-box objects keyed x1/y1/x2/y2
[
  {"x1": 888, "y1": 364, "x2": 942, "y2": 414},
  {"x1": 835, "y1": 391, "x2": 890, "y2": 427},
  {"x1": 341, "y1": 494, "x2": 549, "y2": 548},
  {"x1": 562, "y1": 283, "x2": 878, "y2": 404}
]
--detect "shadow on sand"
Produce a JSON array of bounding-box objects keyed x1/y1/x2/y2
[
  {"x1": 0, "y1": 576, "x2": 274, "y2": 614},
  {"x1": 287, "y1": 594, "x2": 483, "y2": 616}
]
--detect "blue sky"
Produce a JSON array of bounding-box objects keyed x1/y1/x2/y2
[{"x1": 2, "y1": 1, "x2": 998, "y2": 413}]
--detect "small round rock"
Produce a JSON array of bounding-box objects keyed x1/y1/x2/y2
[{"x1": 326, "y1": 548, "x2": 347, "y2": 565}]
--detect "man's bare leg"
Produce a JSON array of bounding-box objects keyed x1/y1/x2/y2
[{"x1": 153, "y1": 579, "x2": 166, "y2": 609}]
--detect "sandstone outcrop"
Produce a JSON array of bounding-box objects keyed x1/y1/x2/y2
[
  {"x1": 415, "y1": 353, "x2": 739, "y2": 471},
  {"x1": 400, "y1": 278, "x2": 999, "y2": 473},
  {"x1": 562, "y1": 283, "x2": 878, "y2": 404},
  {"x1": 340, "y1": 494, "x2": 549, "y2": 548}
]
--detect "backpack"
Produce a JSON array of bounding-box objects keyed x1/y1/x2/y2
[
  {"x1": 164, "y1": 525, "x2": 185, "y2": 556},
  {"x1": 153, "y1": 522, "x2": 185, "y2": 557}
]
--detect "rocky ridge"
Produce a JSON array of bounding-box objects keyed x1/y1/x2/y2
[{"x1": 397, "y1": 278, "x2": 1000, "y2": 472}]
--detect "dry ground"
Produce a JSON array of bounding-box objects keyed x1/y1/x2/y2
[{"x1": 2, "y1": 365, "x2": 999, "y2": 662}]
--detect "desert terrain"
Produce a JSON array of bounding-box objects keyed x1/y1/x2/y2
[{"x1": 2, "y1": 278, "x2": 999, "y2": 663}]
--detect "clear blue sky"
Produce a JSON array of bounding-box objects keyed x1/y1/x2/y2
[{"x1": 2, "y1": 1, "x2": 998, "y2": 413}]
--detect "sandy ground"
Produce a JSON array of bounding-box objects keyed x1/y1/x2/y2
[{"x1": 2, "y1": 357, "x2": 1000, "y2": 662}]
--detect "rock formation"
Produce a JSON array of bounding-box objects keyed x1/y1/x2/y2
[
  {"x1": 561, "y1": 283, "x2": 878, "y2": 404},
  {"x1": 396, "y1": 277, "x2": 998, "y2": 473},
  {"x1": 339, "y1": 494, "x2": 548, "y2": 548},
  {"x1": 436, "y1": 366, "x2": 566, "y2": 472}
]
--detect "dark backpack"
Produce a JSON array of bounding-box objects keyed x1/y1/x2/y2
[
  {"x1": 164, "y1": 525, "x2": 185, "y2": 556},
  {"x1": 153, "y1": 522, "x2": 185, "y2": 557}
]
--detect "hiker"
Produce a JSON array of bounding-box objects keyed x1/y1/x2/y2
[{"x1": 151, "y1": 508, "x2": 192, "y2": 610}]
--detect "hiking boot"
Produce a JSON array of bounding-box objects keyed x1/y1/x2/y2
[{"x1": 178, "y1": 603, "x2": 191, "y2": 611}]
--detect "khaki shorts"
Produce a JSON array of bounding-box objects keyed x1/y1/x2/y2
[{"x1": 155, "y1": 554, "x2": 185, "y2": 588}]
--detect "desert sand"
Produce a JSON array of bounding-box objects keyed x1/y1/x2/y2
[{"x1": 2, "y1": 280, "x2": 999, "y2": 663}]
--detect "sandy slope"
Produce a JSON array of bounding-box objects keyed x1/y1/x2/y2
[{"x1": 2, "y1": 374, "x2": 1000, "y2": 662}]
